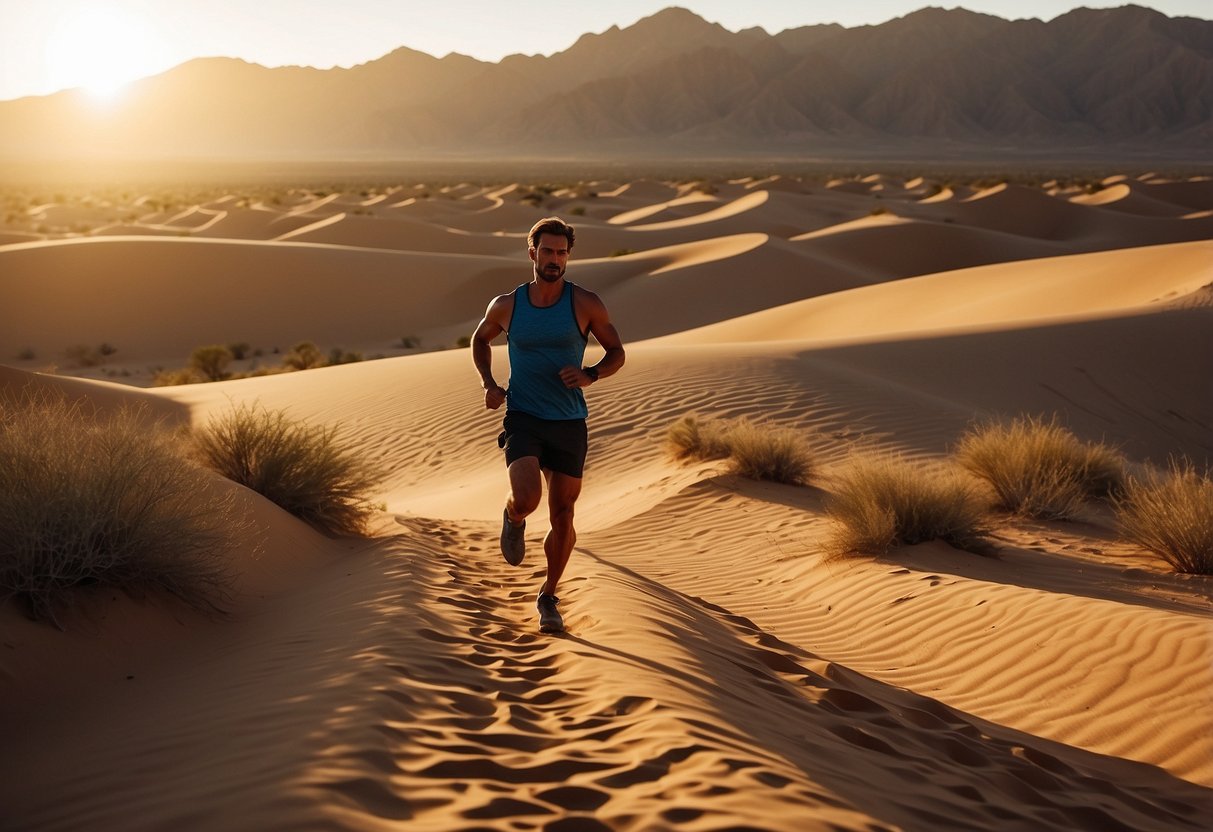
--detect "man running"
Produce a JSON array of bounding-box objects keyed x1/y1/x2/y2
[{"x1": 471, "y1": 217, "x2": 625, "y2": 633}]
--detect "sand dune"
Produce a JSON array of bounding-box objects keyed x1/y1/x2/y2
[
  {"x1": 0, "y1": 237, "x2": 523, "y2": 364},
  {"x1": 2, "y1": 172, "x2": 1212, "y2": 830},
  {"x1": 662, "y1": 240, "x2": 1213, "y2": 347}
]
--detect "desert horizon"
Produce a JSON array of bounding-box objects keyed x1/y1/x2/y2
[
  {"x1": 2, "y1": 5, "x2": 1211, "y2": 162},
  {"x1": 3, "y1": 2, "x2": 1212, "y2": 830}
]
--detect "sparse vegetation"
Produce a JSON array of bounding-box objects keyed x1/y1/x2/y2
[
  {"x1": 666, "y1": 414, "x2": 815, "y2": 485},
  {"x1": 570, "y1": 206, "x2": 586, "y2": 216},
  {"x1": 827, "y1": 454, "x2": 990, "y2": 557},
  {"x1": 153, "y1": 368, "x2": 203, "y2": 386},
  {"x1": 0, "y1": 394, "x2": 237, "y2": 626},
  {"x1": 724, "y1": 420, "x2": 816, "y2": 485},
  {"x1": 283, "y1": 341, "x2": 326, "y2": 371},
  {"x1": 666, "y1": 414, "x2": 732, "y2": 462},
  {"x1": 456, "y1": 336, "x2": 471, "y2": 349},
  {"x1": 191, "y1": 345, "x2": 234, "y2": 382},
  {"x1": 955, "y1": 415, "x2": 1124, "y2": 520},
  {"x1": 400, "y1": 336, "x2": 420, "y2": 349},
  {"x1": 16, "y1": 347, "x2": 35, "y2": 361},
  {"x1": 327, "y1": 347, "x2": 364, "y2": 365},
  {"x1": 193, "y1": 404, "x2": 383, "y2": 536},
  {"x1": 1115, "y1": 460, "x2": 1213, "y2": 574},
  {"x1": 228, "y1": 341, "x2": 252, "y2": 360}
]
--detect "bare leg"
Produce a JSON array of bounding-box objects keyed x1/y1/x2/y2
[
  {"x1": 541, "y1": 470, "x2": 582, "y2": 596},
  {"x1": 506, "y1": 457, "x2": 542, "y2": 523}
]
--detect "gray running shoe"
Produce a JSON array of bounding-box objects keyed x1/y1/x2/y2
[
  {"x1": 500, "y1": 508, "x2": 525, "y2": 566},
  {"x1": 537, "y1": 593, "x2": 564, "y2": 633}
]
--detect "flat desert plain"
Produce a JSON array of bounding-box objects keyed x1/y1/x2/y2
[{"x1": 2, "y1": 172, "x2": 1212, "y2": 831}]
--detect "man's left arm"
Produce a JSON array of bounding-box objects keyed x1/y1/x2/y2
[{"x1": 559, "y1": 292, "x2": 625, "y2": 389}]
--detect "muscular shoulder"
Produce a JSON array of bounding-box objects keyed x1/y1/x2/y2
[
  {"x1": 487, "y1": 290, "x2": 516, "y2": 323},
  {"x1": 571, "y1": 283, "x2": 607, "y2": 316}
]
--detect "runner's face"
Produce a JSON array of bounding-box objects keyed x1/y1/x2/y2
[{"x1": 530, "y1": 233, "x2": 570, "y2": 283}]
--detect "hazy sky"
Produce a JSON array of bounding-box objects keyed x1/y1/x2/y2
[{"x1": 1, "y1": 1, "x2": 1208, "y2": 101}]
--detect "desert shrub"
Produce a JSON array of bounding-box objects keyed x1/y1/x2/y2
[
  {"x1": 570, "y1": 206, "x2": 586, "y2": 216},
  {"x1": 153, "y1": 367, "x2": 203, "y2": 386},
  {"x1": 1115, "y1": 460, "x2": 1213, "y2": 574},
  {"x1": 191, "y1": 344, "x2": 234, "y2": 381},
  {"x1": 228, "y1": 341, "x2": 251, "y2": 360},
  {"x1": 400, "y1": 335, "x2": 420, "y2": 348},
  {"x1": 667, "y1": 415, "x2": 816, "y2": 485},
  {"x1": 666, "y1": 415, "x2": 732, "y2": 462},
  {"x1": 0, "y1": 395, "x2": 237, "y2": 626},
  {"x1": 16, "y1": 347, "x2": 35, "y2": 361},
  {"x1": 283, "y1": 341, "x2": 326, "y2": 371},
  {"x1": 610, "y1": 248, "x2": 635, "y2": 257},
  {"x1": 327, "y1": 347, "x2": 364, "y2": 366},
  {"x1": 722, "y1": 420, "x2": 815, "y2": 485},
  {"x1": 828, "y1": 454, "x2": 990, "y2": 556},
  {"x1": 955, "y1": 415, "x2": 1124, "y2": 520},
  {"x1": 193, "y1": 404, "x2": 382, "y2": 536},
  {"x1": 456, "y1": 336, "x2": 471, "y2": 349}
]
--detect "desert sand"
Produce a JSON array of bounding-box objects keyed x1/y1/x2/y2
[{"x1": 2, "y1": 171, "x2": 1212, "y2": 830}]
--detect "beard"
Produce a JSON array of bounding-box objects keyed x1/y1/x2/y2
[{"x1": 536, "y1": 263, "x2": 565, "y2": 283}]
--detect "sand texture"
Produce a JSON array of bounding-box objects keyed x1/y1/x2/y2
[{"x1": 2, "y1": 172, "x2": 1212, "y2": 830}]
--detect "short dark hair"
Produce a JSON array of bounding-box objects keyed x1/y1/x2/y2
[{"x1": 528, "y1": 217, "x2": 575, "y2": 251}]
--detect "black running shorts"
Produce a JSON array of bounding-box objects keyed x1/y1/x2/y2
[{"x1": 498, "y1": 411, "x2": 588, "y2": 478}]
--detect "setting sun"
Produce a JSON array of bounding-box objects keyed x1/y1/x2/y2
[{"x1": 43, "y1": 4, "x2": 166, "y2": 102}]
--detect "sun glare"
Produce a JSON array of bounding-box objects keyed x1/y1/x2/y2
[{"x1": 44, "y1": 4, "x2": 165, "y2": 103}]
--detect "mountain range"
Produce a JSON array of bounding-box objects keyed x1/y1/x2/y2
[{"x1": 2, "y1": 4, "x2": 1210, "y2": 161}]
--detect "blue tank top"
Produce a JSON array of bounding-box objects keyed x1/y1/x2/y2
[{"x1": 506, "y1": 281, "x2": 589, "y2": 420}]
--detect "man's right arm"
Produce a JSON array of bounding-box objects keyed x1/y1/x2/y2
[{"x1": 471, "y1": 295, "x2": 510, "y2": 410}]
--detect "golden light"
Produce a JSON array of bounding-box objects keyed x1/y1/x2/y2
[{"x1": 44, "y1": 4, "x2": 165, "y2": 102}]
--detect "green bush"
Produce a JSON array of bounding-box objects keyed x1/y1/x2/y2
[
  {"x1": 193, "y1": 404, "x2": 382, "y2": 536},
  {"x1": 0, "y1": 394, "x2": 237, "y2": 626},
  {"x1": 955, "y1": 415, "x2": 1124, "y2": 519},
  {"x1": 1115, "y1": 460, "x2": 1213, "y2": 574},
  {"x1": 828, "y1": 454, "x2": 990, "y2": 556}
]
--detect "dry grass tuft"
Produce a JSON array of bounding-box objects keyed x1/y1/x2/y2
[
  {"x1": 193, "y1": 404, "x2": 383, "y2": 536},
  {"x1": 1115, "y1": 460, "x2": 1213, "y2": 574},
  {"x1": 667, "y1": 414, "x2": 816, "y2": 485},
  {"x1": 828, "y1": 454, "x2": 990, "y2": 556},
  {"x1": 955, "y1": 415, "x2": 1124, "y2": 519},
  {"x1": 723, "y1": 419, "x2": 816, "y2": 486},
  {"x1": 0, "y1": 393, "x2": 237, "y2": 626},
  {"x1": 666, "y1": 414, "x2": 732, "y2": 462}
]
